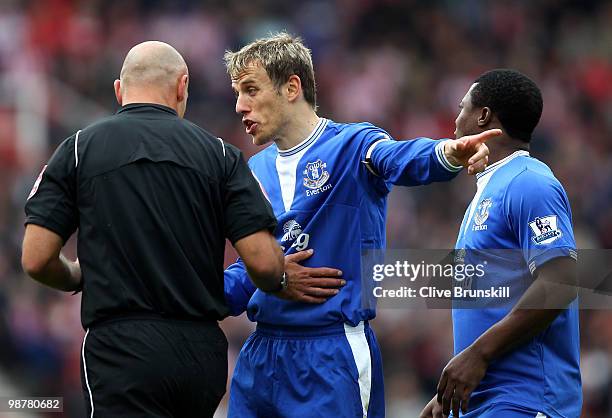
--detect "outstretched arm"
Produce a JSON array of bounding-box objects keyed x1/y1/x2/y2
[{"x1": 365, "y1": 129, "x2": 500, "y2": 188}]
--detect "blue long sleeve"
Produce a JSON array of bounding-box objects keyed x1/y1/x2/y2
[
  {"x1": 367, "y1": 138, "x2": 461, "y2": 188},
  {"x1": 224, "y1": 259, "x2": 257, "y2": 316}
]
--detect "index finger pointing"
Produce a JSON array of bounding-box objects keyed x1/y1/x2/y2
[{"x1": 462, "y1": 128, "x2": 502, "y2": 146}]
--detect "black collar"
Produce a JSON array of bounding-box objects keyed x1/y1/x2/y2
[{"x1": 116, "y1": 103, "x2": 178, "y2": 116}]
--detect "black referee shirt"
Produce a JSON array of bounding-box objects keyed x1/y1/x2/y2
[{"x1": 25, "y1": 103, "x2": 277, "y2": 328}]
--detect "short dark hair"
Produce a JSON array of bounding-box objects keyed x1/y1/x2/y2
[{"x1": 471, "y1": 69, "x2": 543, "y2": 142}]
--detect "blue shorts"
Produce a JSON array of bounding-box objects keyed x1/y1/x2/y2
[
  {"x1": 458, "y1": 403, "x2": 548, "y2": 418},
  {"x1": 228, "y1": 321, "x2": 384, "y2": 418}
]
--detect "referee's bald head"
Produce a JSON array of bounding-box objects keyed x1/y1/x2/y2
[
  {"x1": 114, "y1": 41, "x2": 190, "y2": 117},
  {"x1": 120, "y1": 41, "x2": 187, "y2": 88}
]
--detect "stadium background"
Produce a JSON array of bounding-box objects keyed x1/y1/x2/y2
[{"x1": 0, "y1": 0, "x2": 610, "y2": 416}]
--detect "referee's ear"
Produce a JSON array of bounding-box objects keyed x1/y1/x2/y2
[
  {"x1": 177, "y1": 74, "x2": 189, "y2": 118},
  {"x1": 114, "y1": 79, "x2": 123, "y2": 106},
  {"x1": 177, "y1": 74, "x2": 188, "y2": 101}
]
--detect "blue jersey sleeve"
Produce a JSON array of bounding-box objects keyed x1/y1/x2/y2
[
  {"x1": 359, "y1": 126, "x2": 462, "y2": 192},
  {"x1": 224, "y1": 259, "x2": 256, "y2": 316},
  {"x1": 506, "y1": 169, "x2": 577, "y2": 275}
]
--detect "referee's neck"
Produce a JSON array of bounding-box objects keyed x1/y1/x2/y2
[{"x1": 121, "y1": 98, "x2": 177, "y2": 112}]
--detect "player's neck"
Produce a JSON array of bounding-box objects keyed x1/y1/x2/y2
[
  {"x1": 487, "y1": 136, "x2": 530, "y2": 166},
  {"x1": 275, "y1": 109, "x2": 320, "y2": 151}
]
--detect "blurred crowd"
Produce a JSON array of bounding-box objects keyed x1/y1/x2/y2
[{"x1": 0, "y1": 0, "x2": 611, "y2": 416}]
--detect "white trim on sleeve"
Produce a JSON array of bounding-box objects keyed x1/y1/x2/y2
[
  {"x1": 363, "y1": 136, "x2": 391, "y2": 177},
  {"x1": 435, "y1": 140, "x2": 463, "y2": 172}
]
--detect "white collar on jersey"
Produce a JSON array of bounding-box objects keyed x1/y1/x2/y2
[
  {"x1": 277, "y1": 118, "x2": 328, "y2": 157},
  {"x1": 476, "y1": 149, "x2": 530, "y2": 181}
]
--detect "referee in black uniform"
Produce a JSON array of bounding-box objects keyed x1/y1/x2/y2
[{"x1": 21, "y1": 41, "x2": 284, "y2": 417}]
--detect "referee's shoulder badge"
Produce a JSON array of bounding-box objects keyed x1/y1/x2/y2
[
  {"x1": 28, "y1": 165, "x2": 47, "y2": 200},
  {"x1": 529, "y1": 215, "x2": 562, "y2": 245}
]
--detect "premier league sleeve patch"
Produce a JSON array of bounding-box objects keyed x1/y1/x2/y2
[{"x1": 528, "y1": 215, "x2": 562, "y2": 245}]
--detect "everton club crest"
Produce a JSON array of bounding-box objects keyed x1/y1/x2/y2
[
  {"x1": 303, "y1": 159, "x2": 330, "y2": 190},
  {"x1": 473, "y1": 198, "x2": 492, "y2": 231}
]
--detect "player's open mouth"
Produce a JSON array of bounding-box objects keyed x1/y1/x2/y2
[{"x1": 244, "y1": 120, "x2": 258, "y2": 135}]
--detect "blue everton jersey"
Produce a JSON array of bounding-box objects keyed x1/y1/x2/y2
[
  {"x1": 453, "y1": 151, "x2": 581, "y2": 417},
  {"x1": 225, "y1": 118, "x2": 460, "y2": 326}
]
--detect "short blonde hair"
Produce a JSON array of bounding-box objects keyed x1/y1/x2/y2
[{"x1": 224, "y1": 32, "x2": 317, "y2": 109}]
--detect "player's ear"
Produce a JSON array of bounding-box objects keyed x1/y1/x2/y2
[
  {"x1": 477, "y1": 107, "x2": 492, "y2": 127},
  {"x1": 114, "y1": 79, "x2": 122, "y2": 106},
  {"x1": 285, "y1": 75, "x2": 301, "y2": 103}
]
